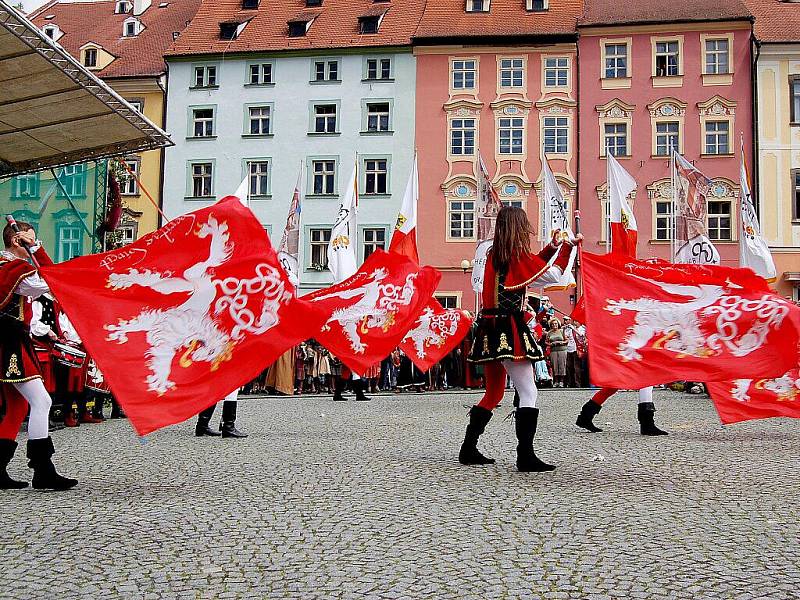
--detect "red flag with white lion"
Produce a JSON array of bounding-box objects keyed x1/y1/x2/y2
[
  {"x1": 306, "y1": 249, "x2": 440, "y2": 376},
  {"x1": 581, "y1": 251, "x2": 800, "y2": 389},
  {"x1": 706, "y1": 368, "x2": 800, "y2": 424},
  {"x1": 40, "y1": 196, "x2": 327, "y2": 435}
]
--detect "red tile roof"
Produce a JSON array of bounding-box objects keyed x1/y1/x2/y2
[
  {"x1": 166, "y1": 0, "x2": 426, "y2": 57},
  {"x1": 578, "y1": 0, "x2": 752, "y2": 27},
  {"x1": 30, "y1": 0, "x2": 202, "y2": 78},
  {"x1": 745, "y1": 0, "x2": 800, "y2": 42},
  {"x1": 414, "y1": 0, "x2": 583, "y2": 40}
]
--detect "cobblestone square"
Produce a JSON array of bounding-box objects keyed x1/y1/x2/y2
[{"x1": 1, "y1": 390, "x2": 798, "y2": 599}]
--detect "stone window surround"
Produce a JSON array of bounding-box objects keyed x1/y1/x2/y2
[
  {"x1": 449, "y1": 56, "x2": 480, "y2": 97},
  {"x1": 442, "y1": 177, "x2": 478, "y2": 242},
  {"x1": 698, "y1": 96, "x2": 736, "y2": 157},
  {"x1": 596, "y1": 99, "x2": 635, "y2": 158},
  {"x1": 305, "y1": 155, "x2": 339, "y2": 197},
  {"x1": 541, "y1": 54, "x2": 572, "y2": 94},
  {"x1": 185, "y1": 159, "x2": 216, "y2": 200},
  {"x1": 646, "y1": 177, "x2": 739, "y2": 243},
  {"x1": 600, "y1": 37, "x2": 632, "y2": 89},
  {"x1": 496, "y1": 55, "x2": 527, "y2": 94},
  {"x1": 651, "y1": 35, "x2": 684, "y2": 88},
  {"x1": 240, "y1": 157, "x2": 272, "y2": 199},
  {"x1": 647, "y1": 97, "x2": 687, "y2": 158},
  {"x1": 701, "y1": 33, "x2": 734, "y2": 87}
]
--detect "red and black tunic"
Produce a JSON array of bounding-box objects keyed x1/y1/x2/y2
[
  {"x1": 468, "y1": 243, "x2": 572, "y2": 364},
  {"x1": 0, "y1": 255, "x2": 43, "y2": 387}
]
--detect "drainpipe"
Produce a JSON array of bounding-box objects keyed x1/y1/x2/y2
[
  {"x1": 157, "y1": 67, "x2": 168, "y2": 228},
  {"x1": 575, "y1": 35, "x2": 581, "y2": 217},
  {"x1": 752, "y1": 26, "x2": 761, "y2": 220}
]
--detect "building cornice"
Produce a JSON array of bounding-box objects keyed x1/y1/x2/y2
[
  {"x1": 165, "y1": 45, "x2": 413, "y2": 62},
  {"x1": 578, "y1": 19, "x2": 751, "y2": 36}
]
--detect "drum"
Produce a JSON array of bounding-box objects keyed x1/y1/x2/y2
[
  {"x1": 32, "y1": 343, "x2": 56, "y2": 393},
  {"x1": 52, "y1": 342, "x2": 86, "y2": 369},
  {"x1": 84, "y1": 359, "x2": 111, "y2": 394}
]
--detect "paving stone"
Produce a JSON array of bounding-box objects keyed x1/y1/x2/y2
[{"x1": 0, "y1": 390, "x2": 798, "y2": 599}]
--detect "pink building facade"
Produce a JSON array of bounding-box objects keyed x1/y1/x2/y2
[
  {"x1": 414, "y1": 41, "x2": 579, "y2": 312},
  {"x1": 577, "y1": 17, "x2": 754, "y2": 267}
]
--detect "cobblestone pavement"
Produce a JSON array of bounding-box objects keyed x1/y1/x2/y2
[{"x1": 2, "y1": 390, "x2": 799, "y2": 600}]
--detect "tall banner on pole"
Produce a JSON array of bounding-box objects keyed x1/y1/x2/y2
[
  {"x1": 739, "y1": 143, "x2": 777, "y2": 281},
  {"x1": 539, "y1": 154, "x2": 576, "y2": 290},
  {"x1": 329, "y1": 163, "x2": 359, "y2": 283},
  {"x1": 672, "y1": 151, "x2": 720, "y2": 265},
  {"x1": 471, "y1": 155, "x2": 502, "y2": 294},
  {"x1": 277, "y1": 165, "x2": 303, "y2": 287}
]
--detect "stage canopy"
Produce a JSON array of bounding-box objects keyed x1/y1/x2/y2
[{"x1": 0, "y1": 1, "x2": 171, "y2": 178}]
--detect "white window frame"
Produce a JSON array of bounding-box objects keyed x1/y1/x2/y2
[
  {"x1": 447, "y1": 199, "x2": 476, "y2": 241},
  {"x1": 603, "y1": 122, "x2": 628, "y2": 158},
  {"x1": 543, "y1": 116, "x2": 569, "y2": 155},
  {"x1": 191, "y1": 64, "x2": 218, "y2": 89},
  {"x1": 543, "y1": 57, "x2": 569, "y2": 89},
  {"x1": 247, "y1": 61, "x2": 274, "y2": 85},
  {"x1": 499, "y1": 57, "x2": 524, "y2": 89},
  {"x1": 450, "y1": 117, "x2": 476, "y2": 156},
  {"x1": 707, "y1": 200, "x2": 733, "y2": 241},
  {"x1": 704, "y1": 120, "x2": 731, "y2": 155},
  {"x1": 451, "y1": 58, "x2": 477, "y2": 91},
  {"x1": 498, "y1": 116, "x2": 524, "y2": 155},
  {"x1": 308, "y1": 228, "x2": 331, "y2": 271},
  {"x1": 120, "y1": 157, "x2": 140, "y2": 196}
]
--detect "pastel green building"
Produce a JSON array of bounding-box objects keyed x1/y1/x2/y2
[{"x1": 0, "y1": 162, "x2": 107, "y2": 263}]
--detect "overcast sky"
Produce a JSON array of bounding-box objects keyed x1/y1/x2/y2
[{"x1": 19, "y1": 0, "x2": 49, "y2": 13}]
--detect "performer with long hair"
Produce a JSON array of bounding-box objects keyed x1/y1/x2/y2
[
  {"x1": 1, "y1": 221, "x2": 77, "y2": 490},
  {"x1": 460, "y1": 207, "x2": 581, "y2": 472}
]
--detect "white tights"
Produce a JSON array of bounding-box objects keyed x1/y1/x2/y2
[
  {"x1": 12, "y1": 378, "x2": 52, "y2": 440},
  {"x1": 638, "y1": 387, "x2": 654, "y2": 404},
  {"x1": 501, "y1": 360, "x2": 539, "y2": 409}
]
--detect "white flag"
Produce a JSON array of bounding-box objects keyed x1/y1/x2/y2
[
  {"x1": 739, "y1": 149, "x2": 777, "y2": 281},
  {"x1": 607, "y1": 153, "x2": 638, "y2": 255},
  {"x1": 539, "y1": 155, "x2": 576, "y2": 290},
  {"x1": 277, "y1": 166, "x2": 303, "y2": 287},
  {"x1": 389, "y1": 154, "x2": 419, "y2": 262},
  {"x1": 471, "y1": 154, "x2": 502, "y2": 294},
  {"x1": 328, "y1": 164, "x2": 358, "y2": 283},
  {"x1": 672, "y1": 151, "x2": 720, "y2": 265}
]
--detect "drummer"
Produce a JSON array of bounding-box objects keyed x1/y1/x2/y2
[{"x1": 30, "y1": 294, "x2": 99, "y2": 427}]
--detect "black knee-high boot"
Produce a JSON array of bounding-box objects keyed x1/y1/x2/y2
[
  {"x1": 332, "y1": 376, "x2": 345, "y2": 401},
  {"x1": 638, "y1": 402, "x2": 668, "y2": 436},
  {"x1": 354, "y1": 379, "x2": 370, "y2": 402},
  {"x1": 515, "y1": 407, "x2": 556, "y2": 472},
  {"x1": 195, "y1": 405, "x2": 221, "y2": 437},
  {"x1": 459, "y1": 406, "x2": 495, "y2": 465},
  {"x1": 27, "y1": 437, "x2": 78, "y2": 490},
  {"x1": 576, "y1": 400, "x2": 604, "y2": 433},
  {"x1": 220, "y1": 401, "x2": 248, "y2": 438},
  {"x1": 0, "y1": 439, "x2": 28, "y2": 489}
]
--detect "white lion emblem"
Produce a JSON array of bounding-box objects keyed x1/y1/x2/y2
[
  {"x1": 402, "y1": 307, "x2": 462, "y2": 359},
  {"x1": 311, "y1": 268, "x2": 417, "y2": 354},
  {"x1": 104, "y1": 216, "x2": 293, "y2": 396},
  {"x1": 606, "y1": 279, "x2": 789, "y2": 362}
]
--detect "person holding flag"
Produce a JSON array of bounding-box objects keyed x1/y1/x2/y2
[
  {"x1": 460, "y1": 207, "x2": 580, "y2": 472},
  {"x1": 1, "y1": 220, "x2": 77, "y2": 490},
  {"x1": 327, "y1": 164, "x2": 369, "y2": 402},
  {"x1": 575, "y1": 154, "x2": 667, "y2": 437}
]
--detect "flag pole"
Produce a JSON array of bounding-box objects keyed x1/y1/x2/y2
[
  {"x1": 605, "y1": 156, "x2": 611, "y2": 255},
  {"x1": 670, "y1": 149, "x2": 676, "y2": 264}
]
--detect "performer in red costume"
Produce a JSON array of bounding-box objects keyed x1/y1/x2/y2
[
  {"x1": 0, "y1": 221, "x2": 77, "y2": 490},
  {"x1": 460, "y1": 207, "x2": 581, "y2": 472},
  {"x1": 575, "y1": 386, "x2": 667, "y2": 436}
]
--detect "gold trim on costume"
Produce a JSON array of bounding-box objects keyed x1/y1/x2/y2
[
  {"x1": 497, "y1": 333, "x2": 512, "y2": 352},
  {"x1": 5, "y1": 354, "x2": 21, "y2": 378}
]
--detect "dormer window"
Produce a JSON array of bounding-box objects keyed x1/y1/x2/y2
[
  {"x1": 359, "y1": 15, "x2": 380, "y2": 34},
  {"x1": 219, "y1": 21, "x2": 241, "y2": 40},
  {"x1": 526, "y1": 0, "x2": 547, "y2": 10},
  {"x1": 306, "y1": 0, "x2": 322, "y2": 6},
  {"x1": 466, "y1": 0, "x2": 489, "y2": 12},
  {"x1": 242, "y1": 0, "x2": 258, "y2": 8},
  {"x1": 84, "y1": 48, "x2": 98, "y2": 68},
  {"x1": 116, "y1": 1, "x2": 132, "y2": 13},
  {"x1": 288, "y1": 18, "x2": 313, "y2": 37},
  {"x1": 42, "y1": 24, "x2": 62, "y2": 41},
  {"x1": 123, "y1": 18, "x2": 142, "y2": 37}
]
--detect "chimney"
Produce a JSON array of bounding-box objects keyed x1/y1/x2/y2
[{"x1": 133, "y1": 0, "x2": 151, "y2": 15}]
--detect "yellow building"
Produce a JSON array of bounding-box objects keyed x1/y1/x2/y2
[
  {"x1": 749, "y1": 1, "x2": 800, "y2": 300},
  {"x1": 31, "y1": 0, "x2": 201, "y2": 241}
]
